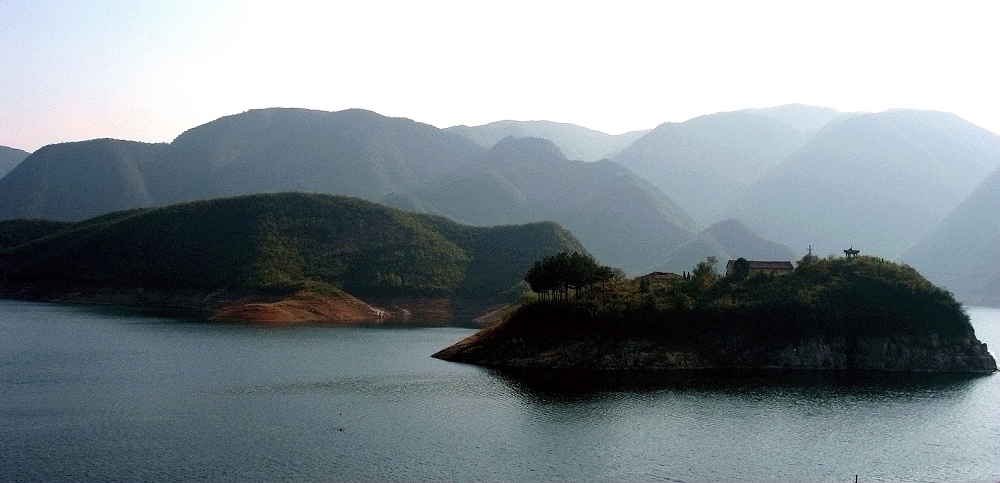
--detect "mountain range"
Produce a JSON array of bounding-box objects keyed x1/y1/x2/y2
[
  {"x1": 731, "y1": 109, "x2": 1000, "y2": 259},
  {"x1": 612, "y1": 109, "x2": 817, "y2": 225},
  {"x1": 0, "y1": 109, "x2": 701, "y2": 274},
  {"x1": 1, "y1": 105, "x2": 998, "y2": 306},
  {"x1": 385, "y1": 136, "x2": 699, "y2": 274}
]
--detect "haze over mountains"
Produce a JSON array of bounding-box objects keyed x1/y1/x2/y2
[
  {"x1": 647, "y1": 218, "x2": 798, "y2": 275},
  {"x1": 0, "y1": 146, "x2": 29, "y2": 178},
  {"x1": 385, "y1": 136, "x2": 699, "y2": 274},
  {"x1": 902, "y1": 165, "x2": 1000, "y2": 306},
  {"x1": 732, "y1": 109, "x2": 1000, "y2": 258},
  {"x1": 445, "y1": 120, "x2": 648, "y2": 162},
  {"x1": 1, "y1": 104, "x2": 997, "y2": 306},
  {"x1": 613, "y1": 109, "x2": 817, "y2": 224}
]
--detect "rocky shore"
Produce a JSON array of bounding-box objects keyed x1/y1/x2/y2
[
  {"x1": 0, "y1": 285, "x2": 487, "y2": 325},
  {"x1": 433, "y1": 323, "x2": 998, "y2": 374}
]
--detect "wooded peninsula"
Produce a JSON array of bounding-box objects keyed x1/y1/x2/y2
[{"x1": 435, "y1": 254, "x2": 998, "y2": 373}]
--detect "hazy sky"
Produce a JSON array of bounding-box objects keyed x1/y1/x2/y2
[{"x1": 2, "y1": 0, "x2": 998, "y2": 152}]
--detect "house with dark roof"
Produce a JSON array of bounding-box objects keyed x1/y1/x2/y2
[{"x1": 725, "y1": 260, "x2": 794, "y2": 276}]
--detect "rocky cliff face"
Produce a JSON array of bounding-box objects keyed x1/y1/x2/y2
[
  {"x1": 770, "y1": 335, "x2": 996, "y2": 373},
  {"x1": 434, "y1": 330, "x2": 997, "y2": 374}
]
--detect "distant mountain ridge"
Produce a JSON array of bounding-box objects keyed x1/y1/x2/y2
[
  {"x1": 902, "y1": 165, "x2": 1000, "y2": 305},
  {"x1": 743, "y1": 104, "x2": 844, "y2": 132},
  {"x1": 3, "y1": 105, "x2": 998, "y2": 307},
  {"x1": 146, "y1": 108, "x2": 486, "y2": 204},
  {"x1": 0, "y1": 146, "x2": 30, "y2": 178},
  {"x1": 446, "y1": 120, "x2": 648, "y2": 161},
  {"x1": 0, "y1": 109, "x2": 485, "y2": 221},
  {"x1": 612, "y1": 110, "x2": 816, "y2": 225},
  {"x1": 384, "y1": 137, "x2": 701, "y2": 274},
  {"x1": 0, "y1": 111, "x2": 707, "y2": 275},
  {"x1": 731, "y1": 109, "x2": 1000, "y2": 259}
]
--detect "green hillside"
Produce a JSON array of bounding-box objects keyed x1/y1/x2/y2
[
  {"x1": 0, "y1": 219, "x2": 72, "y2": 251},
  {"x1": 0, "y1": 193, "x2": 586, "y2": 302}
]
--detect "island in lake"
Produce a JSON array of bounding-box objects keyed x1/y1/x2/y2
[{"x1": 434, "y1": 253, "x2": 997, "y2": 373}]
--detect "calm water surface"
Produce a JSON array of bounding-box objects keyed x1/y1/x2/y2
[{"x1": 2, "y1": 300, "x2": 999, "y2": 481}]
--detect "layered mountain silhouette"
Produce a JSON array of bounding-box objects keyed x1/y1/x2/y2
[
  {"x1": 446, "y1": 120, "x2": 648, "y2": 161},
  {"x1": 902, "y1": 165, "x2": 1000, "y2": 305},
  {"x1": 0, "y1": 145, "x2": 30, "y2": 178},
  {"x1": 0, "y1": 109, "x2": 485, "y2": 220},
  {"x1": 612, "y1": 110, "x2": 816, "y2": 225},
  {"x1": 0, "y1": 109, "x2": 701, "y2": 274},
  {"x1": 731, "y1": 109, "x2": 1000, "y2": 259},
  {"x1": 645, "y1": 218, "x2": 798, "y2": 274},
  {"x1": 385, "y1": 137, "x2": 700, "y2": 274},
  {"x1": 2, "y1": 105, "x2": 998, "y2": 308}
]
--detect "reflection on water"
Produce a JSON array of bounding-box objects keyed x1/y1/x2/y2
[
  {"x1": 489, "y1": 367, "x2": 985, "y2": 401},
  {"x1": 2, "y1": 300, "x2": 999, "y2": 482}
]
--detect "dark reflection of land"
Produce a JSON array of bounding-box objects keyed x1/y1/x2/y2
[{"x1": 489, "y1": 367, "x2": 990, "y2": 402}]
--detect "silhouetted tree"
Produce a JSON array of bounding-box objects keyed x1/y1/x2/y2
[
  {"x1": 525, "y1": 251, "x2": 615, "y2": 299},
  {"x1": 730, "y1": 257, "x2": 751, "y2": 280}
]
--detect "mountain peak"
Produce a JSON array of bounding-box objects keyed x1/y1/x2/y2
[{"x1": 484, "y1": 136, "x2": 568, "y2": 164}]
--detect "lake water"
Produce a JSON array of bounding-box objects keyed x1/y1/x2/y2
[{"x1": 2, "y1": 300, "x2": 999, "y2": 482}]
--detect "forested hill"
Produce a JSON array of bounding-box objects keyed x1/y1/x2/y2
[
  {"x1": 0, "y1": 139, "x2": 167, "y2": 221},
  {"x1": 0, "y1": 193, "x2": 585, "y2": 305},
  {"x1": 436, "y1": 256, "x2": 996, "y2": 373},
  {"x1": 146, "y1": 108, "x2": 485, "y2": 204}
]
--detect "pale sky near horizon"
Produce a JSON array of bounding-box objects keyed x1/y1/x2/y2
[{"x1": 2, "y1": 0, "x2": 998, "y2": 152}]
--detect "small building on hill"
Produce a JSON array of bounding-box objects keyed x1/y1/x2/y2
[
  {"x1": 635, "y1": 271, "x2": 684, "y2": 284},
  {"x1": 725, "y1": 260, "x2": 794, "y2": 276}
]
